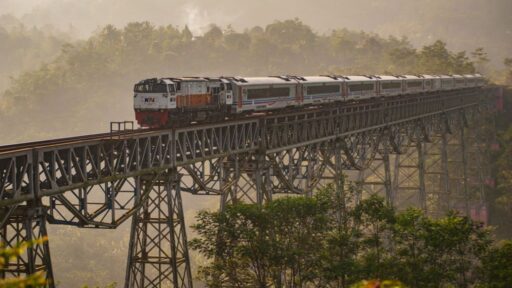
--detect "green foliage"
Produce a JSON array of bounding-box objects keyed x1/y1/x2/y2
[
  {"x1": 0, "y1": 237, "x2": 48, "y2": 287},
  {"x1": 0, "y1": 19, "x2": 480, "y2": 144},
  {"x1": 478, "y1": 240, "x2": 512, "y2": 287},
  {"x1": 416, "y1": 40, "x2": 475, "y2": 74},
  {"x1": 0, "y1": 20, "x2": 69, "y2": 93},
  {"x1": 350, "y1": 279, "x2": 406, "y2": 288},
  {"x1": 190, "y1": 196, "x2": 328, "y2": 287},
  {"x1": 391, "y1": 209, "x2": 492, "y2": 287},
  {"x1": 191, "y1": 184, "x2": 494, "y2": 287},
  {"x1": 504, "y1": 58, "x2": 512, "y2": 85},
  {"x1": 81, "y1": 283, "x2": 117, "y2": 288},
  {"x1": 491, "y1": 101, "x2": 512, "y2": 237},
  {"x1": 471, "y1": 47, "x2": 490, "y2": 73}
]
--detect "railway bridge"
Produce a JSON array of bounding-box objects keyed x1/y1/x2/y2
[{"x1": 0, "y1": 87, "x2": 499, "y2": 287}]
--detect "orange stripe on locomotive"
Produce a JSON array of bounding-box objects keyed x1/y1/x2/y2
[{"x1": 176, "y1": 93, "x2": 213, "y2": 108}]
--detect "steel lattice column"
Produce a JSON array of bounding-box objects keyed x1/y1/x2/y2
[
  {"x1": 0, "y1": 205, "x2": 54, "y2": 287},
  {"x1": 357, "y1": 137, "x2": 394, "y2": 205},
  {"x1": 125, "y1": 172, "x2": 192, "y2": 288},
  {"x1": 220, "y1": 153, "x2": 272, "y2": 209},
  {"x1": 421, "y1": 128, "x2": 451, "y2": 217},
  {"x1": 393, "y1": 137, "x2": 427, "y2": 212},
  {"x1": 268, "y1": 145, "x2": 327, "y2": 196}
]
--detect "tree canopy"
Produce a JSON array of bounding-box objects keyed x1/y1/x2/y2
[
  {"x1": 0, "y1": 19, "x2": 483, "y2": 144},
  {"x1": 191, "y1": 185, "x2": 500, "y2": 287}
]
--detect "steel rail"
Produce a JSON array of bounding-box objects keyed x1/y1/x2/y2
[{"x1": 0, "y1": 88, "x2": 480, "y2": 154}]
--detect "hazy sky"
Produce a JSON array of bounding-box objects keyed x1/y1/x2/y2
[{"x1": 1, "y1": 0, "x2": 511, "y2": 64}]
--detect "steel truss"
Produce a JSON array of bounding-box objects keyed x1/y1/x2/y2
[
  {"x1": 358, "y1": 99, "x2": 496, "y2": 217},
  {"x1": 0, "y1": 205, "x2": 53, "y2": 285},
  {"x1": 0, "y1": 88, "x2": 499, "y2": 287},
  {"x1": 125, "y1": 171, "x2": 192, "y2": 288}
]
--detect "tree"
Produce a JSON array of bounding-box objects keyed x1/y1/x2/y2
[
  {"x1": 316, "y1": 183, "x2": 364, "y2": 287},
  {"x1": 416, "y1": 40, "x2": 475, "y2": 74},
  {"x1": 0, "y1": 238, "x2": 48, "y2": 287},
  {"x1": 203, "y1": 24, "x2": 223, "y2": 44},
  {"x1": 181, "y1": 25, "x2": 193, "y2": 42},
  {"x1": 479, "y1": 240, "x2": 512, "y2": 287},
  {"x1": 190, "y1": 196, "x2": 329, "y2": 287},
  {"x1": 353, "y1": 195, "x2": 395, "y2": 281},
  {"x1": 504, "y1": 58, "x2": 512, "y2": 85},
  {"x1": 191, "y1": 184, "x2": 496, "y2": 287},
  {"x1": 471, "y1": 47, "x2": 490, "y2": 73}
]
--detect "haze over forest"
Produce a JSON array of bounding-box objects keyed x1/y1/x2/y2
[
  {"x1": 1, "y1": 0, "x2": 511, "y2": 64},
  {"x1": 0, "y1": 1, "x2": 511, "y2": 287}
]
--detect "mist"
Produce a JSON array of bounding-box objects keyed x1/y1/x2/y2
[
  {"x1": 0, "y1": 1, "x2": 511, "y2": 287},
  {"x1": 1, "y1": 0, "x2": 511, "y2": 65}
]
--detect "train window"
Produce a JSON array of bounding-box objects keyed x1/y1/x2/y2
[
  {"x1": 306, "y1": 85, "x2": 340, "y2": 95},
  {"x1": 270, "y1": 87, "x2": 290, "y2": 98},
  {"x1": 247, "y1": 87, "x2": 290, "y2": 99},
  {"x1": 168, "y1": 85, "x2": 175, "y2": 93},
  {"x1": 455, "y1": 79, "x2": 465, "y2": 85},
  {"x1": 407, "y1": 81, "x2": 423, "y2": 88},
  {"x1": 226, "y1": 83, "x2": 233, "y2": 91},
  {"x1": 442, "y1": 80, "x2": 453, "y2": 87},
  {"x1": 150, "y1": 84, "x2": 167, "y2": 93},
  {"x1": 381, "y1": 82, "x2": 401, "y2": 90},
  {"x1": 348, "y1": 83, "x2": 374, "y2": 92},
  {"x1": 247, "y1": 88, "x2": 269, "y2": 99}
]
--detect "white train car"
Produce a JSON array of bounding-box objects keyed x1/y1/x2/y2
[
  {"x1": 422, "y1": 75, "x2": 442, "y2": 91},
  {"x1": 134, "y1": 73, "x2": 485, "y2": 127},
  {"x1": 402, "y1": 75, "x2": 425, "y2": 94},
  {"x1": 474, "y1": 74, "x2": 486, "y2": 87},
  {"x1": 377, "y1": 75, "x2": 403, "y2": 97},
  {"x1": 453, "y1": 74, "x2": 466, "y2": 89},
  {"x1": 299, "y1": 76, "x2": 345, "y2": 105},
  {"x1": 345, "y1": 76, "x2": 377, "y2": 99},
  {"x1": 439, "y1": 75, "x2": 455, "y2": 90},
  {"x1": 229, "y1": 76, "x2": 300, "y2": 113},
  {"x1": 463, "y1": 74, "x2": 477, "y2": 87}
]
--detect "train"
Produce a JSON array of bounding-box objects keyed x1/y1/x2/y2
[{"x1": 133, "y1": 74, "x2": 485, "y2": 128}]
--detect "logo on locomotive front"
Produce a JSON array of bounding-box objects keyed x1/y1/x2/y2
[{"x1": 144, "y1": 97, "x2": 155, "y2": 103}]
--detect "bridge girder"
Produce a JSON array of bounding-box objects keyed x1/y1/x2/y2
[{"x1": 0, "y1": 88, "x2": 499, "y2": 287}]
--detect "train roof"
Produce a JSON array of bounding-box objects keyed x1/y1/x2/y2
[
  {"x1": 421, "y1": 75, "x2": 441, "y2": 79},
  {"x1": 298, "y1": 76, "x2": 345, "y2": 83},
  {"x1": 164, "y1": 77, "x2": 208, "y2": 82},
  {"x1": 343, "y1": 75, "x2": 377, "y2": 81},
  {"x1": 231, "y1": 76, "x2": 298, "y2": 85},
  {"x1": 377, "y1": 75, "x2": 402, "y2": 81},
  {"x1": 401, "y1": 75, "x2": 422, "y2": 80}
]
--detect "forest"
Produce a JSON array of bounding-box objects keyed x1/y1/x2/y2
[
  {"x1": 1, "y1": 18, "x2": 510, "y2": 144},
  {"x1": 190, "y1": 184, "x2": 510, "y2": 287},
  {"x1": 0, "y1": 16, "x2": 511, "y2": 287}
]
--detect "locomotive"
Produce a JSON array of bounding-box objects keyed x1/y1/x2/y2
[{"x1": 133, "y1": 74, "x2": 485, "y2": 128}]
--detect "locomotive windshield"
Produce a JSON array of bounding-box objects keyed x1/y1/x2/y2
[
  {"x1": 221, "y1": 83, "x2": 232, "y2": 91},
  {"x1": 134, "y1": 83, "x2": 168, "y2": 93}
]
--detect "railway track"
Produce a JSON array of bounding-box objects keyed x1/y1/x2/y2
[
  {"x1": 0, "y1": 129, "x2": 151, "y2": 154},
  {"x1": 0, "y1": 88, "x2": 480, "y2": 155}
]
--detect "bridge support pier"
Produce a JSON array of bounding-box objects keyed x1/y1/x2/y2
[
  {"x1": 125, "y1": 171, "x2": 192, "y2": 288},
  {"x1": 220, "y1": 153, "x2": 272, "y2": 209},
  {"x1": 356, "y1": 134, "x2": 394, "y2": 206},
  {"x1": 0, "y1": 205, "x2": 54, "y2": 287}
]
